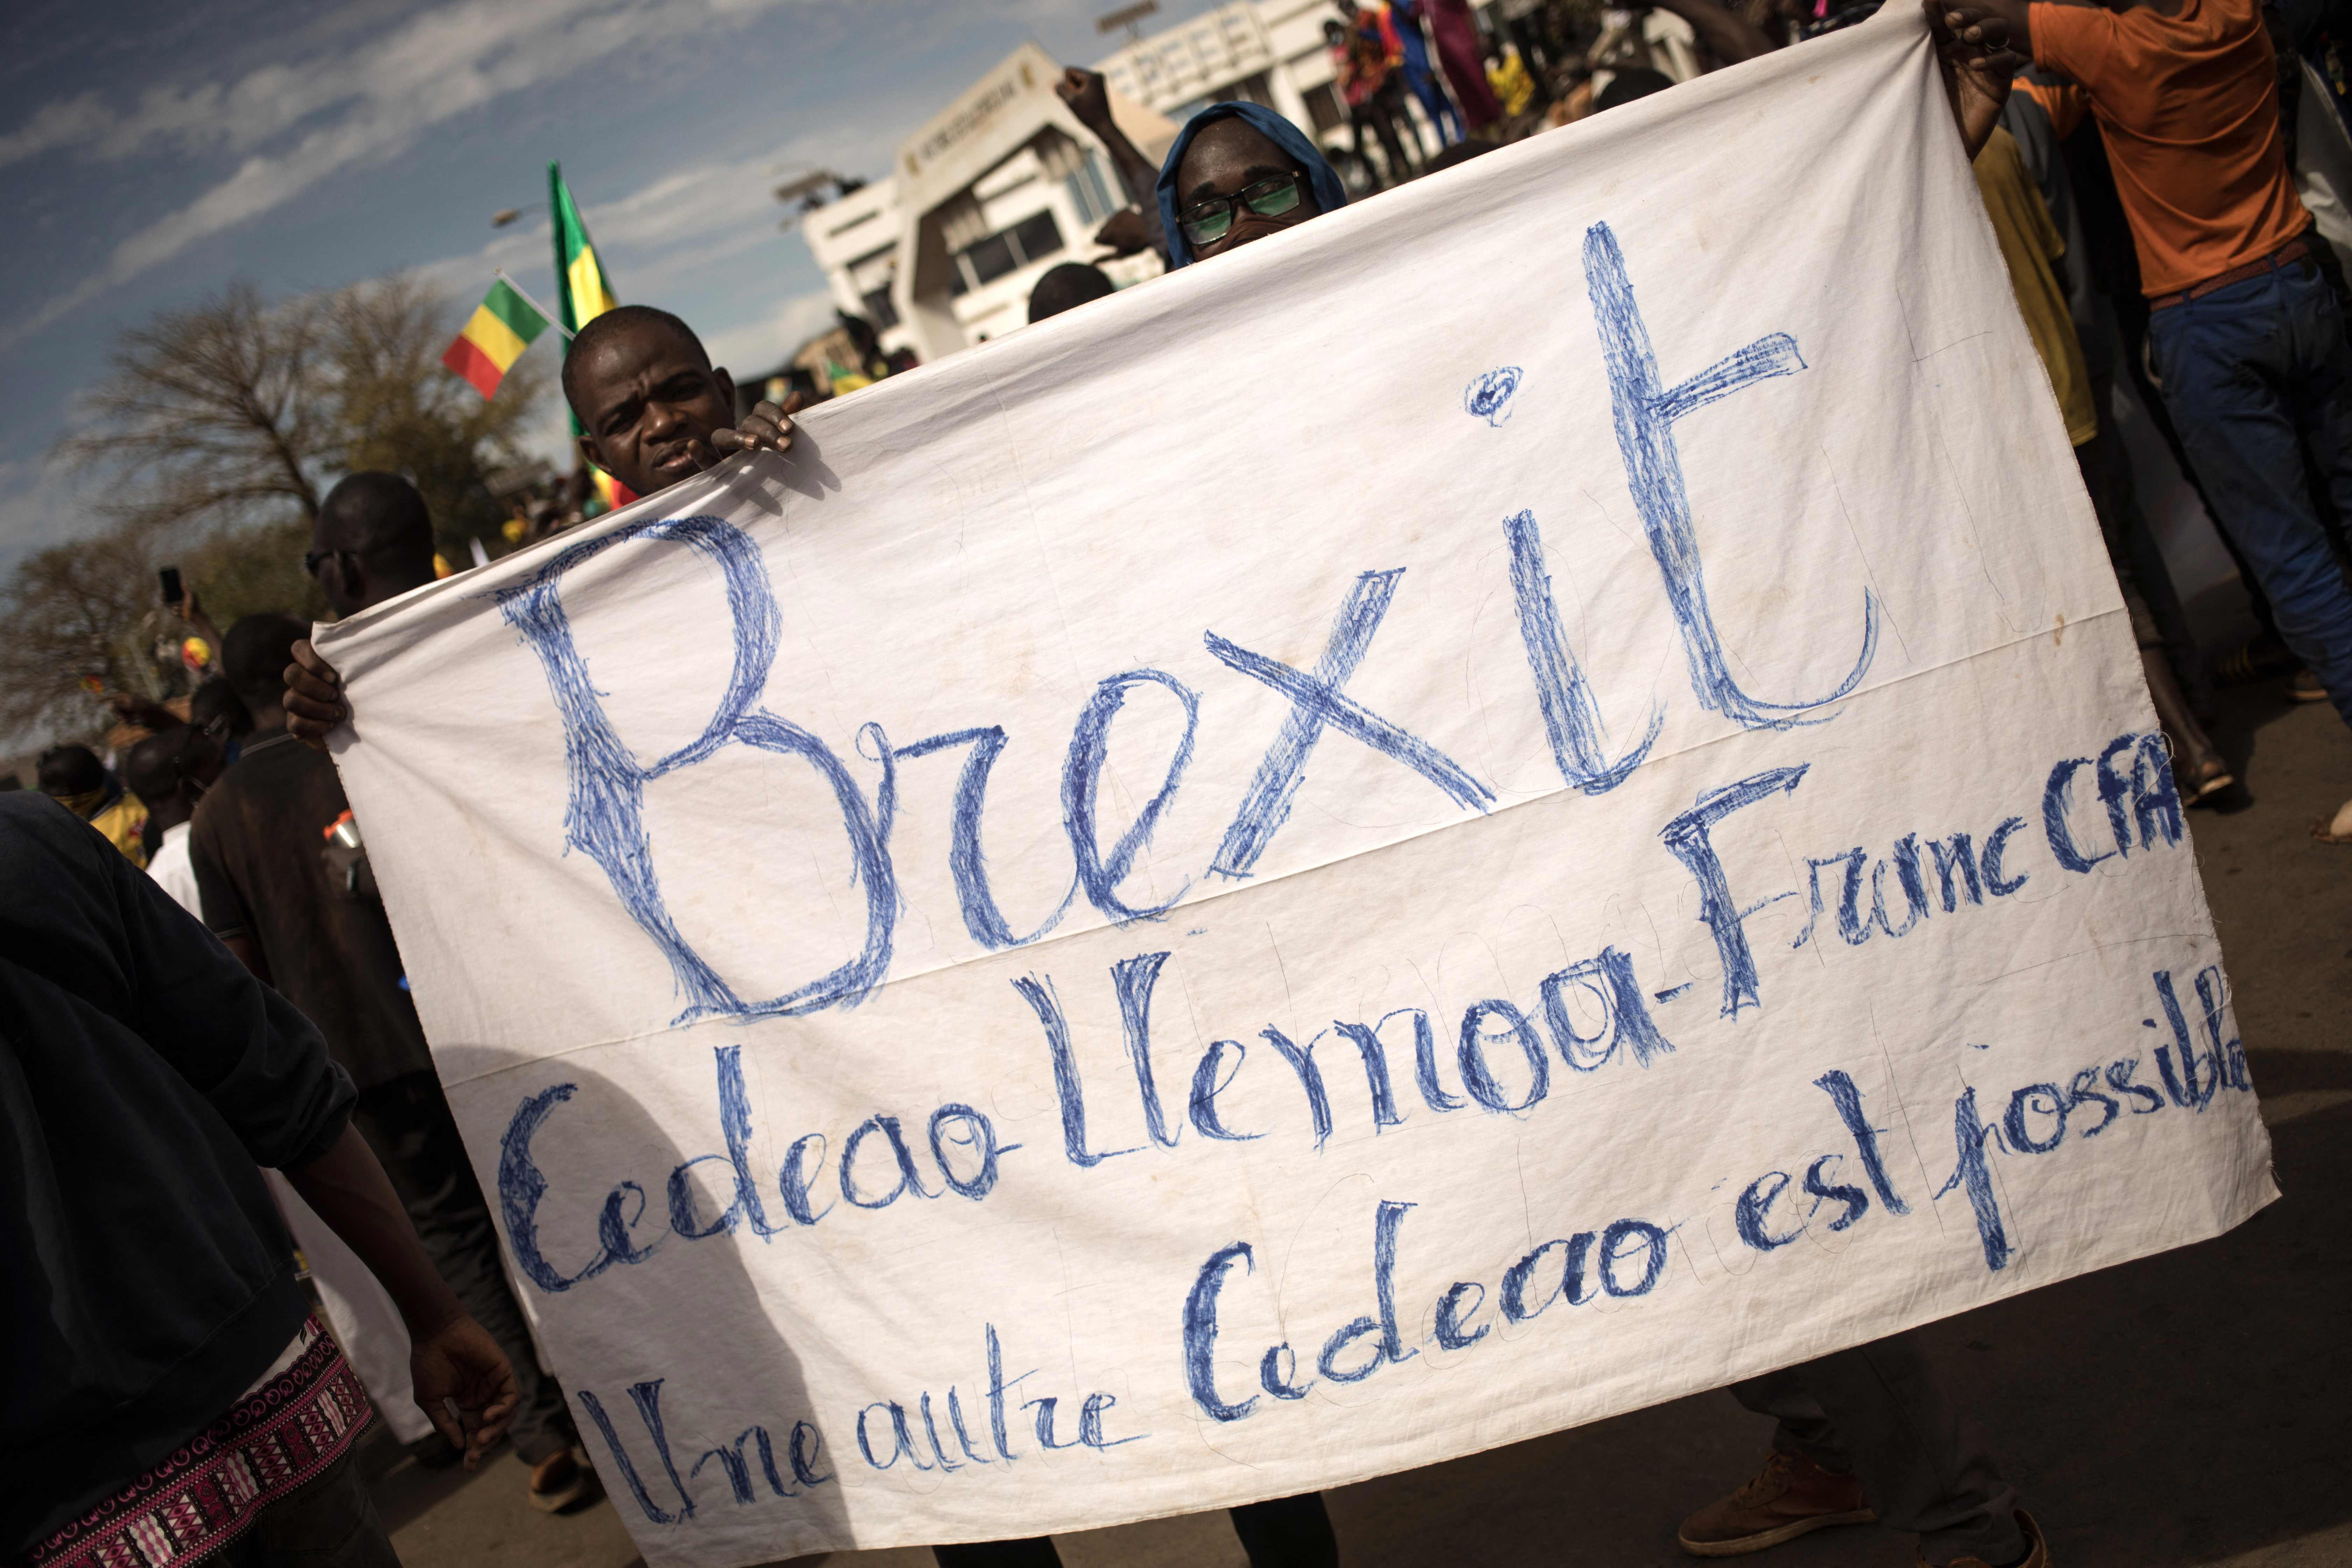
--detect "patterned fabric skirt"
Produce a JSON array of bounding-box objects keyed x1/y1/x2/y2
[{"x1": 25, "y1": 1315, "x2": 376, "y2": 1568}]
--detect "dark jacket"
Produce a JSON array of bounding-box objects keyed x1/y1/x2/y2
[{"x1": 1, "y1": 793, "x2": 356, "y2": 1550}]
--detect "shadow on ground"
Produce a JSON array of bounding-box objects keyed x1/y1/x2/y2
[{"x1": 1309, "y1": 1101, "x2": 2352, "y2": 1567}]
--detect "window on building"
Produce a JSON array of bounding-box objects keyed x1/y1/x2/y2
[
  {"x1": 1066, "y1": 151, "x2": 1118, "y2": 227},
  {"x1": 1171, "y1": 72, "x2": 1276, "y2": 127},
  {"x1": 846, "y1": 242, "x2": 898, "y2": 329},
  {"x1": 963, "y1": 232, "x2": 1018, "y2": 290},
  {"x1": 950, "y1": 208, "x2": 1067, "y2": 296},
  {"x1": 1303, "y1": 82, "x2": 1345, "y2": 135},
  {"x1": 1009, "y1": 210, "x2": 1063, "y2": 266}
]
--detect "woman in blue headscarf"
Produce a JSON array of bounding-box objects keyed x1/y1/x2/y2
[{"x1": 1154, "y1": 102, "x2": 1350, "y2": 269}]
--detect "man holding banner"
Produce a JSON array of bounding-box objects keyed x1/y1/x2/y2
[{"x1": 287, "y1": 8, "x2": 2271, "y2": 1568}]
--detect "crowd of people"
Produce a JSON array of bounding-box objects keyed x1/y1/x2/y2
[{"x1": 11, "y1": 0, "x2": 2352, "y2": 1563}]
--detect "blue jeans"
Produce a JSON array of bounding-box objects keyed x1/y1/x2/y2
[
  {"x1": 1404, "y1": 63, "x2": 1463, "y2": 145},
  {"x1": 2150, "y1": 254, "x2": 2352, "y2": 732}
]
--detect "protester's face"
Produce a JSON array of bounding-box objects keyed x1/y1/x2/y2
[
  {"x1": 304, "y1": 518, "x2": 363, "y2": 619},
  {"x1": 572, "y1": 326, "x2": 739, "y2": 497},
  {"x1": 1176, "y1": 120, "x2": 1324, "y2": 262}
]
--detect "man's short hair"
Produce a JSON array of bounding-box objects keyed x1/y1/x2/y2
[
  {"x1": 124, "y1": 727, "x2": 198, "y2": 806},
  {"x1": 189, "y1": 676, "x2": 252, "y2": 739},
  {"x1": 319, "y1": 471, "x2": 433, "y2": 566},
  {"x1": 561, "y1": 305, "x2": 712, "y2": 418},
  {"x1": 1596, "y1": 68, "x2": 1674, "y2": 112},
  {"x1": 223, "y1": 613, "x2": 308, "y2": 716},
  {"x1": 1028, "y1": 263, "x2": 1117, "y2": 324},
  {"x1": 37, "y1": 744, "x2": 105, "y2": 798}
]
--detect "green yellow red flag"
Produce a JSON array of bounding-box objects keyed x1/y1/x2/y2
[
  {"x1": 440, "y1": 276, "x2": 551, "y2": 399},
  {"x1": 549, "y1": 160, "x2": 636, "y2": 510}
]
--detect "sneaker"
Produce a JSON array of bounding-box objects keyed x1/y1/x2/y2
[
  {"x1": 2289, "y1": 668, "x2": 2329, "y2": 703},
  {"x1": 528, "y1": 1446, "x2": 603, "y2": 1513},
  {"x1": 1677, "y1": 1450, "x2": 1875, "y2": 1557},
  {"x1": 1922, "y1": 1507, "x2": 2049, "y2": 1568},
  {"x1": 2316, "y1": 798, "x2": 2352, "y2": 845}
]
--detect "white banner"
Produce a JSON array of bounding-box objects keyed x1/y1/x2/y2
[{"x1": 320, "y1": 15, "x2": 2273, "y2": 1563}]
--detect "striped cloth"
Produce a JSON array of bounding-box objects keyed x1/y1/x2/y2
[{"x1": 22, "y1": 1316, "x2": 376, "y2": 1568}]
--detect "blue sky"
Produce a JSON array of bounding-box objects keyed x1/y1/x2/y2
[{"x1": 0, "y1": 0, "x2": 1224, "y2": 577}]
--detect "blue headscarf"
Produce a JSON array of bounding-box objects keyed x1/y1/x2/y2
[{"x1": 1155, "y1": 102, "x2": 1349, "y2": 269}]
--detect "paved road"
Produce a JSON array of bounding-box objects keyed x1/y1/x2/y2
[{"x1": 368, "y1": 686, "x2": 2352, "y2": 1568}]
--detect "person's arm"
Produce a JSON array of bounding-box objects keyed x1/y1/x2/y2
[
  {"x1": 1938, "y1": 0, "x2": 2035, "y2": 60},
  {"x1": 284, "y1": 641, "x2": 347, "y2": 751},
  {"x1": 189, "y1": 827, "x2": 273, "y2": 985},
  {"x1": 1926, "y1": 0, "x2": 2020, "y2": 159},
  {"x1": 84, "y1": 813, "x2": 521, "y2": 1466},
  {"x1": 176, "y1": 585, "x2": 226, "y2": 661},
  {"x1": 108, "y1": 692, "x2": 185, "y2": 734},
  {"x1": 707, "y1": 392, "x2": 804, "y2": 461},
  {"x1": 284, "y1": 1126, "x2": 519, "y2": 1466},
  {"x1": 1057, "y1": 68, "x2": 1171, "y2": 259},
  {"x1": 1091, "y1": 206, "x2": 1155, "y2": 259},
  {"x1": 220, "y1": 931, "x2": 273, "y2": 983},
  {"x1": 1654, "y1": 0, "x2": 1781, "y2": 63}
]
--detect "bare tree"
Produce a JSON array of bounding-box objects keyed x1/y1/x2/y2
[
  {"x1": 326, "y1": 273, "x2": 547, "y2": 549},
  {"x1": 59, "y1": 282, "x2": 328, "y2": 535},
  {"x1": 0, "y1": 522, "x2": 159, "y2": 742},
  {"x1": 15, "y1": 272, "x2": 546, "y2": 746}
]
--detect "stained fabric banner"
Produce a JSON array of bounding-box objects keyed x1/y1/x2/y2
[{"x1": 318, "y1": 13, "x2": 2273, "y2": 1562}]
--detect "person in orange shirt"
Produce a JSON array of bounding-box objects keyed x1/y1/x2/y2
[{"x1": 1944, "y1": 0, "x2": 2352, "y2": 840}]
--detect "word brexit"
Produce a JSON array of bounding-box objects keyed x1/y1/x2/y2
[{"x1": 496, "y1": 223, "x2": 1884, "y2": 1025}]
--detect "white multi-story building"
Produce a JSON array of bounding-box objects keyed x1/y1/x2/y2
[
  {"x1": 799, "y1": 44, "x2": 1170, "y2": 358},
  {"x1": 1097, "y1": 0, "x2": 1354, "y2": 140},
  {"x1": 799, "y1": 1, "x2": 1378, "y2": 362}
]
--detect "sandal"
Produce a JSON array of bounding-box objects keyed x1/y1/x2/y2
[
  {"x1": 2183, "y1": 756, "x2": 2234, "y2": 806},
  {"x1": 2215, "y1": 636, "x2": 2300, "y2": 686},
  {"x1": 528, "y1": 1446, "x2": 603, "y2": 1513}
]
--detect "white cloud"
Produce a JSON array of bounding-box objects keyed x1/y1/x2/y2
[
  {"x1": 703, "y1": 289, "x2": 842, "y2": 376},
  {"x1": 0, "y1": 93, "x2": 113, "y2": 164},
  {"x1": 401, "y1": 67, "x2": 948, "y2": 379},
  {"x1": 0, "y1": 0, "x2": 806, "y2": 351}
]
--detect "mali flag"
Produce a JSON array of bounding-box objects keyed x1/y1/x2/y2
[
  {"x1": 549, "y1": 161, "x2": 635, "y2": 511},
  {"x1": 441, "y1": 276, "x2": 551, "y2": 399}
]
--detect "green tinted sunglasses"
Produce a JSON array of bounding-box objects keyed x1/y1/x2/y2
[{"x1": 1179, "y1": 173, "x2": 1306, "y2": 246}]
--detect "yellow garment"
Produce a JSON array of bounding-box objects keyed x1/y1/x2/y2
[
  {"x1": 1973, "y1": 128, "x2": 2098, "y2": 447},
  {"x1": 88, "y1": 793, "x2": 149, "y2": 868},
  {"x1": 1488, "y1": 51, "x2": 1535, "y2": 117}
]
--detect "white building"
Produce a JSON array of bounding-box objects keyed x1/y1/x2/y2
[
  {"x1": 800, "y1": 44, "x2": 1175, "y2": 357},
  {"x1": 799, "y1": 1, "x2": 1378, "y2": 362},
  {"x1": 1097, "y1": 0, "x2": 1350, "y2": 140}
]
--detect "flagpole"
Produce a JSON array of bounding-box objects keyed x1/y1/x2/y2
[{"x1": 494, "y1": 268, "x2": 573, "y2": 341}]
